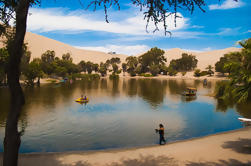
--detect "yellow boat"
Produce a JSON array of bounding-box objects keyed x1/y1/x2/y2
[
  {"x1": 183, "y1": 87, "x2": 197, "y2": 96},
  {"x1": 75, "y1": 98, "x2": 89, "y2": 103}
]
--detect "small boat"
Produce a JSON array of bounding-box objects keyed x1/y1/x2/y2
[
  {"x1": 75, "y1": 98, "x2": 89, "y2": 103},
  {"x1": 238, "y1": 118, "x2": 251, "y2": 126},
  {"x1": 183, "y1": 87, "x2": 197, "y2": 96}
]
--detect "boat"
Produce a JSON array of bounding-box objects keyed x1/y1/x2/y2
[
  {"x1": 75, "y1": 97, "x2": 89, "y2": 103},
  {"x1": 238, "y1": 118, "x2": 251, "y2": 126},
  {"x1": 183, "y1": 87, "x2": 197, "y2": 96}
]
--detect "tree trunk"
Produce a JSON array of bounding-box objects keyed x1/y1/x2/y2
[{"x1": 3, "y1": 0, "x2": 30, "y2": 166}]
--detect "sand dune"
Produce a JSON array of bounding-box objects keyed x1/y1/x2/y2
[
  {"x1": 163, "y1": 47, "x2": 241, "y2": 70},
  {"x1": 1, "y1": 32, "x2": 241, "y2": 69},
  {"x1": 23, "y1": 32, "x2": 128, "y2": 64}
]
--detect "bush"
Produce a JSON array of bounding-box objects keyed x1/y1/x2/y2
[
  {"x1": 168, "y1": 67, "x2": 178, "y2": 76},
  {"x1": 200, "y1": 71, "x2": 208, "y2": 76},
  {"x1": 139, "y1": 73, "x2": 153, "y2": 77},
  {"x1": 194, "y1": 69, "x2": 201, "y2": 77},
  {"x1": 181, "y1": 72, "x2": 186, "y2": 76},
  {"x1": 109, "y1": 73, "x2": 119, "y2": 79},
  {"x1": 129, "y1": 71, "x2": 136, "y2": 77}
]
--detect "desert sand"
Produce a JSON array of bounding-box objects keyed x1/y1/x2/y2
[
  {"x1": 0, "y1": 32, "x2": 241, "y2": 71},
  {"x1": 0, "y1": 127, "x2": 250, "y2": 166}
]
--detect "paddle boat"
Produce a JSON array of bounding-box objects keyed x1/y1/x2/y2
[
  {"x1": 182, "y1": 87, "x2": 197, "y2": 96},
  {"x1": 75, "y1": 97, "x2": 89, "y2": 103}
]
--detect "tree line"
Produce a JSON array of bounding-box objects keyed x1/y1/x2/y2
[{"x1": 0, "y1": 46, "x2": 200, "y2": 86}]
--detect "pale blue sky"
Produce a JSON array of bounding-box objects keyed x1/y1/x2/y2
[{"x1": 27, "y1": 0, "x2": 251, "y2": 55}]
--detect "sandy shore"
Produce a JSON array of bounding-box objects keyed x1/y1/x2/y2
[{"x1": 1, "y1": 127, "x2": 250, "y2": 166}]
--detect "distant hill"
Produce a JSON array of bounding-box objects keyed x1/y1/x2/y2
[
  {"x1": 0, "y1": 32, "x2": 128, "y2": 64},
  {"x1": 0, "y1": 32, "x2": 241, "y2": 70},
  {"x1": 163, "y1": 47, "x2": 241, "y2": 70}
]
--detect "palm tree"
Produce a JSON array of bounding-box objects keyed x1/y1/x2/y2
[{"x1": 206, "y1": 65, "x2": 214, "y2": 76}]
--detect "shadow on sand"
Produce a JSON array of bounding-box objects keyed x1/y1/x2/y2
[
  {"x1": 222, "y1": 138, "x2": 251, "y2": 154},
  {"x1": 186, "y1": 159, "x2": 251, "y2": 166}
]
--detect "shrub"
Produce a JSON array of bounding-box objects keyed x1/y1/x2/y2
[
  {"x1": 109, "y1": 73, "x2": 119, "y2": 79},
  {"x1": 199, "y1": 71, "x2": 208, "y2": 76},
  {"x1": 168, "y1": 67, "x2": 178, "y2": 76},
  {"x1": 181, "y1": 72, "x2": 186, "y2": 76},
  {"x1": 194, "y1": 69, "x2": 201, "y2": 77},
  {"x1": 139, "y1": 73, "x2": 152, "y2": 77}
]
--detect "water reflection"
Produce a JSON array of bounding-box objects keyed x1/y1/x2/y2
[{"x1": 0, "y1": 78, "x2": 249, "y2": 153}]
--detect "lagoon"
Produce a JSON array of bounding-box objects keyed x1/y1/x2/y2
[{"x1": 0, "y1": 78, "x2": 250, "y2": 153}]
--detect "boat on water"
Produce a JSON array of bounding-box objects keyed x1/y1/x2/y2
[
  {"x1": 182, "y1": 87, "x2": 197, "y2": 96},
  {"x1": 75, "y1": 97, "x2": 89, "y2": 103}
]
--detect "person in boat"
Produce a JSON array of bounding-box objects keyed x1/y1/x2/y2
[
  {"x1": 80, "y1": 95, "x2": 84, "y2": 100},
  {"x1": 155, "y1": 124, "x2": 166, "y2": 145},
  {"x1": 84, "y1": 96, "x2": 87, "y2": 100}
]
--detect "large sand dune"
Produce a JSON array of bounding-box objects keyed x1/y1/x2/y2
[
  {"x1": 1, "y1": 32, "x2": 241, "y2": 70},
  {"x1": 163, "y1": 47, "x2": 241, "y2": 70}
]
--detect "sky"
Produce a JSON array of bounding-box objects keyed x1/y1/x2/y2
[{"x1": 26, "y1": 0, "x2": 251, "y2": 55}]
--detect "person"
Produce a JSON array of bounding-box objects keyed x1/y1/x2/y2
[
  {"x1": 84, "y1": 96, "x2": 87, "y2": 100},
  {"x1": 80, "y1": 95, "x2": 84, "y2": 100},
  {"x1": 155, "y1": 124, "x2": 166, "y2": 145}
]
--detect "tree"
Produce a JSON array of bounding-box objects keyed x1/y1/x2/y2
[
  {"x1": 23, "y1": 60, "x2": 43, "y2": 86},
  {"x1": 78, "y1": 60, "x2": 86, "y2": 73},
  {"x1": 86, "y1": 61, "x2": 93, "y2": 74},
  {"x1": 206, "y1": 65, "x2": 214, "y2": 76},
  {"x1": 126, "y1": 56, "x2": 138, "y2": 76},
  {"x1": 149, "y1": 64, "x2": 160, "y2": 76},
  {"x1": 112, "y1": 63, "x2": 118, "y2": 74},
  {"x1": 0, "y1": 48, "x2": 9, "y2": 85},
  {"x1": 169, "y1": 53, "x2": 198, "y2": 71},
  {"x1": 99, "y1": 62, "x2": 107, "y2": 76},
  {"x1": 0, "y1": 0, "x2": 233, "y2": 165},
  {"x1": 138, "y1": 47, "x2": 166, "y2": 73},
  {"x1": 110, "y1": 57, "x2": 120, "y2": 64},
  {"x1": 122, "y1": 63, "x2": 127, "y2": 76},
  {"x1": 215, "y1": 38, "x2": 251, "y2": 103},
  {"x1": 93, "y1": 63, "x2": 99, "y2": 73},
  {"x1": 41, "y1": 50, "x2": 56, "y2": 75},
  {"x1": 62, "y1": 53, "x2": 73, "y2": 62}
]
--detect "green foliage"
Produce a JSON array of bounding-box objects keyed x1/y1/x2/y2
[
  {"x1": 149, "y1": 64, "x2": 160, "y2": 76},
  {"x1": 122, "y1": 63, "x2": 127, "y2": 73},
  {"x1": 86, "y1": 61, "x2": 94, "y2": 74},
  {"x1": 168, "y1": 67, "x2": 178, "y2": 76},
  {"x1": 23, "y1": 60, "x2": 43, "y2": 86},
  {"x1": 194, "y1": 69, "x2": 201, "y2": 77},
  {"x1": 126, "y1": 56, "x2": 138, "y2": 77},
  {"x1": 169, "y1": 53, "x2": 198, "y2": 71},
  {"x1": 109, "y1": 73, "x2": 119, "y2": 79},
  {"x1": 206, "y1": 65, "x2": 214, "y2": 76},
  {"x1": 41, "y1": 50, "x2": 56, "y2": 75},
  {"x1": 20, "y1": 43, "x2": 31, "y2": 72},
  {"x1": 93, "y1": 63, "x2": 99, "y2": 73},
  {"x1": 181, "y1": 71, "x2": 186, "y2": 76},
  {"x1": 200, "y1": 71, "x2": 208, "y2": 76},
  {"x1": 99, "y1": 62, "x2": 107, "y2": 76},
  {"x1": 139, "y1": 73, "x2": 153, "y2": 77},
  {"x1": 138, "y1": 47, "x2": 166, "y2": 73},
  {"x1": 0, "y1": 48, "x2": 8, "y2": 84},
  {"x1": 215, "y1": 38, "x2": 251, "y2": 103},
  {"x1": 62, "y1": 53, "x2": 73, "y2": 62},
  {"x1": 78, "y1": 60, "x2": 86, "y2": 72},
  {"x1": 160, "y1": 65, "x2": 169, "y2": 75},
  {"x1": 112, "y1": 63, "x2": 118, "y2": 74}
]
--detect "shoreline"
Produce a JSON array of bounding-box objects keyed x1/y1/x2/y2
[
  {"x1": 29, "y1": 72, "x2": 228, "y2": 85},
  {"x1": 18, "y1": 126, "x2": 248, "y2": 155},
  {"x1": 1, "y1": 127, "x2": 250, "y2": 166}
]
